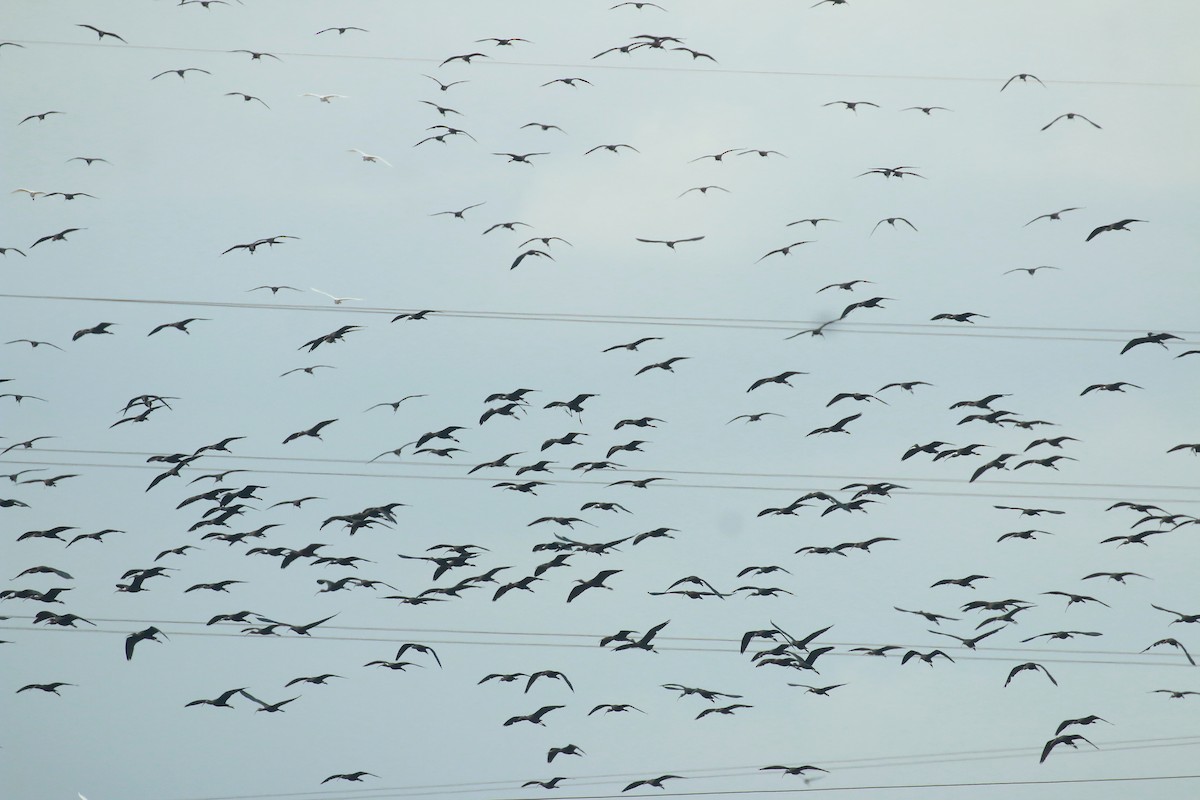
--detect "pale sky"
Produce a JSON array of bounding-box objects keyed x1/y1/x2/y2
[{"x1": 2, "y1": 2, "x2": 1199, "y2": 800}]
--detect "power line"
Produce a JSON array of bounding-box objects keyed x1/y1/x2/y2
[
  {"x1": 5, "y1": 620, "x2": 1194, "y2": 670},
  {"x1": 2, "y1": 293, "x2": 1197, "y2": 344},
  {"x1": 8, "y1": 39, "x2": 1200, "y2": 89},
  {"x1": 6, "y1": 454, "x2": 1200, "y2": 506}
]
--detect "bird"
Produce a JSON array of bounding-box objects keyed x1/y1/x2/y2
[
  {"x1": 1142, "y1": 639, "x2": 1194, "y2": 665},
  {"x1": 77, "y1": 24, "x2": 127, "y2": 43},
  {"x1": 756, "y1": 242, "x2": 811, "y2": 262},
  {"x1": 760, "y1": 765, "x2": 829, "y2": 776},
  {"x1": 823, "y1": 100, "x2": 879, "y2": 112},
  {"x1": 567, "y1": 569, "x2": 622, "y2": 602},
  {"x1": 1119, "y1": 331, "x2": 1178, "y2": 354},
  {"x1": 1042, "y1": 113, "x2": 1101, "y2": 131},
  {"x1": 185, "y1": 687, "x2": 247, "y2": 708},
  {"x1": 747, "y1": 371, "x2": 807, "y2": 392},
  {"x1": 679, "y1": 185, "x2": 730, "y2": 197},
  {"x1": 1040, "y1": 734, "x2": 1099, "y2": 764},
  {"x1": 148, "y1": 318, "x2": 209, "y2": 336},
  {"x1": 19, "y1": 111, "x2": 65, "y2": 125},
  {"x1": 32, "y1": 228, "x2": 86, "y2": 248},
  {"x1": 870, "y1": 217, "x2": 917, "y2": 235},
  {"x1": 315, "y1": 26, "x2": 368, "y2": 35},
  {"x1": 636, "y1": 356, "x2": 689, "y2": 375},
  {"x1": 1024, "y1": 207, "x2": 1082, "y2": 226},
  {"x1": 547, "y1": 744, "x2": 585, "y2": 763},
  {"x1": 493, "y1": 152, "x2": 549, "y2": 164},
  {"x1": 424, "y1": 74, "x2": 468, "y2": 91},
  {"x1": 1088, "y1": 219, "x2": 1147, "y2": 242},
  {"x1": 523, "y1": 778, "x2": 569, "y2": 789},
  {"x1": 1004, "y1": 662, "x2": 1057, "y2": 686},
  {"x1": 586, "y1": 143, "x2": 639, "y2": 154},
  {"x1": 72, "y1": 322, "x2": 116, "y2": 341},
  {"x1": 504, "y1": 705, "x2": 565, "y2": 726},
  {"x1": 282, "y1": 419, "x2": 337, "y2": 444},
  {"x1": 623, "y1": 776, "x2": 684, "y2": 791},
  {"x1": 152, "y1": 67, "x2": 213, "y2": 80},
  {"x1": 1005, "y1": 265, "x2": 1061, "y2": 276},
  {"x1": 224, "y1": 92, "x2": 269, "y2": 108},
  {"x1": 926, "y1": 628, "x2": 1001, "y2": 650},
  {"x1": 696, "y1": 704, "x2": 752, "y2": 719},
  {"x1": 303, "y1": 93, "x2": 347, "y2": 103},
  {"x1": 635, "y1": 236, "x2": 705, "y2": 249},
  {"x1": 348, "y1": 149, "x2": 391, "y2": 166},
  {"x1": 230, "y1": 49, "x2": 282, "y2": 61},
  {"x1": 311, "y1": 288, "x2": 363, "y2": 305},
  {"x1": 1001, "y1": 73, "x2": 1045, "y2": 90},
  {"x1": 604, "y1": 337, "x2": 663, "y2": 352},
  {"x1": 125, "y1": 627, "x2": 168, "y2": 660},
  {"x1": 901, "y1": 649, "x2": 954, "y2": 665},
  {"x1": 543, "y1": 77, "x2": 592, "y2": 87},
  {"x1": 17, "y1": 682, "x2": 76, "y2": 695}
]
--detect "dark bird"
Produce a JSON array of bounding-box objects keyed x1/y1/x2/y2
[
  {"x1": 823, "y1": 100, "x2": 878, "y2": 112},
  {"x1": 511, "y1": 249, "x2": 554, "y2": 269},
  {"x1": 1040, "y1": 734, "x2": 1097, "y2": 763},
  {"x1": 747, "y1": 371, "x2": 807, "y2": 392},
  {"x1": 543, "y1": 77, "x2": 592, "y2": 87},
  {"x1": 1056, "y1": 715, "x2": 1111, "y2": 735},
  {"x1": 1042, "y1": 112, "x2": 1101, "y2": 131},
  {"x1": 125, "y1": 627, "x2": 167, "y2": 660},
  {"x1": 547, "y1": 744, "x2": 584, "y2": 763},
  {"x1": 185, "y1": 687, "x2": 247, "y2": 708},
  {"x1": 19, "y1": 111, "x2": 65, "y2": 125},
  {"x1": 623, "y1": 776, "x2": 684, "y2": 791},
  {"x1": 1150, "y1": 604, "x2": 1200, "y2": 625},
  {"x1": 32, "y1": 228, "x2": 86, "y2": 248},
  {"x1": 807, "y1": 413, "x2": 861, "y2": 436},
  {"x1": 932, "y1": 312, "x2": 989, "y2": 323},
  {"x1": 316, "y1": 26, "x2": 369, "y2": 35},
  {"x1": 1005, "y1": 265, "x2": 1061, "y2": 276},
  {"x1": 17, "y1": 682, "x2": 76, "y2": 695},
  {"x1": 1119, "y1": 331, "x2": 1178, "y2": 354},
  {"x1": 760, "y1": 765, "x2": 829, "y2": 776},
  {"x1": 1024, "y1": 207, "x2": 1082, "y2": 226},
  {"x1": 586, "y1": 143, "x2": 639, "y2": 154},
  {"x1": 1004, "y1": 662, "x2": 1057, "y2": 686},
  {"x1": 504, "y1": 705, "x2": 565, "y2": 726},
  {"x1": 230, "y1": 49, "x2": 282, "y2": 61},
  {"x1": 523, "y1": 778, "x2": 568, "y2": 789},
  {"x1": 926, "y1": 628, "x2": 1001, "y2": 650},
  {"x1": 424, "y1": 74, "x2": 468, "y2": 91},
  {"x1": 493, "y1": 152, "x2": 548, "y2": 164},
  {"x1": 756, "y1": 242, "x2": 811, "y2": 262},
  {"x1": 894, "y1": 607, "x2": 958, "y2": 625},
  {"x1": 901, "y1": 649, "x2": 954, "y2": 665},
  {"x1": 870, "y1": 217, "x2": 917, "y2": 235},
  {"x1": 567, "y1": 569, "x2": 622, "y2": 602},
  {"x1": 431, "y1": 202, "x2": 485, "y2": 219},
  {"x1": 1001, "y1": 73, "x2": 1045, "y2": 90},
  {"x1": 148, "y1": 318, "x2": 209, "y2": 336},
  {"x1": 696, "y1": 703, "x2": 752, "y2": 719},
  {"x1": 282, "y1": 419, "x2": 337, "y2": 444},
  {"x1": 77, "y1": 24, "x2": 127, "y2": 42},
  {"x1": 637, "y1": 356, "x2": 689, "y2": 375},
  {"x1": 1087, "y1": 218, "x2": 1147, "y2": 242},
  {"x1": 604, "y1": 336, "x2": 663, "y2": 352},
  {"x1": 635, "y1": 236, "x2": 705, "y2": 249}
]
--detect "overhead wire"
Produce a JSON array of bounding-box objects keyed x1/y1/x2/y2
[
  {"x1": 6, "y1": 39, "x2": 1200, "y2": 89},
  {"x1": 2, "y1": 292, "x2": 1198, "y2": 344}
]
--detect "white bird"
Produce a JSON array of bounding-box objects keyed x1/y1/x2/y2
[
  {"x1": 12, "y1": 188, "x2": 43, "y2": 200},
  {"x1": 348, "y1": 149, "x2": 391, "y2": 166},
  {"x1": 304, "y1": 93, "x2": 347, "y2": 103},
  {"x1": 311, "y1": 288, "x2": 363, "y2": 305}
]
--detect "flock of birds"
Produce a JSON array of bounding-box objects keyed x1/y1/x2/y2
[{"x1": 2, "y1": 3, "x2": 1198, "y2": 800}]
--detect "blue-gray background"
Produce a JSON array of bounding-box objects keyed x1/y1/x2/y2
[{"x1": 2, "y1": 2, "x2": 1198, "y2": 799}]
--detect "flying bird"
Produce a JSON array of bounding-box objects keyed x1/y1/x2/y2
[{"x1": 77, "y1": 24, "x2": 127, "y2": 43}]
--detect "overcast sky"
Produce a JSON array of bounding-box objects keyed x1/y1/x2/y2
[{"x1": 2, "y1": 2, "x2": 1199, "y2": 800}]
